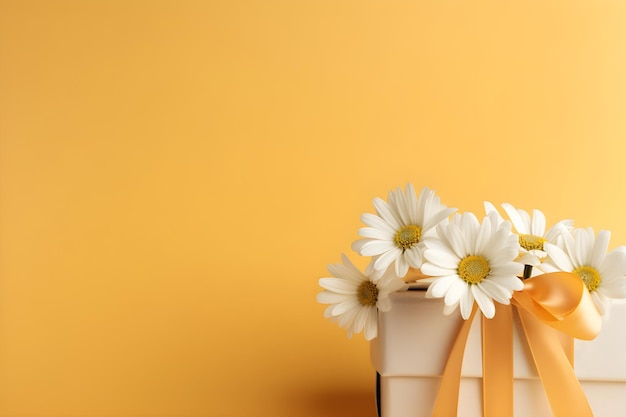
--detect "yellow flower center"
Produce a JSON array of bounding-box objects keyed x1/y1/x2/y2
[
  {"x1": 519, "y1": 234, "x2": 546, "y2": 251},
  {"x1": 573, "y1": 265, "x2": 601, "y2": 292},
  {"x1": 394, "y1": 224, "x2": 422, "y2": 250},
  {"x1": 458, "y1": 255, "x2": 491, "y2": 285},
  {"x1": 357, "y1": 281, "x2": 379, "y2": 306}
]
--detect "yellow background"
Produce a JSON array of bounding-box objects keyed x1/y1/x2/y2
[{"x1": 1, "y1": 1, "x2": 626, "y2": 416}]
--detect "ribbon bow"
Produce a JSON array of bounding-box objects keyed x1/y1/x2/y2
[{"x1": 423, "y1": 271, "x2": 602, "y2": 417}]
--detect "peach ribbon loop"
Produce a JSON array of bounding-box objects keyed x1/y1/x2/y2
[
  {"x1": 430, "y1": 271, "x2": 602, "y2": 417},
  {"x1": 512, "y1": 272, "x2": 602, "y2": 341}
]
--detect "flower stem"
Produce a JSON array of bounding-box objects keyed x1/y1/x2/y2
[{"x1": 523, "y1": 264, "x2": 533, "y2": 279}]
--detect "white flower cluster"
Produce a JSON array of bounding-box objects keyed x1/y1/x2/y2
[{"x1": 317, "y1": 184, "x2": 626, "y2": 339}]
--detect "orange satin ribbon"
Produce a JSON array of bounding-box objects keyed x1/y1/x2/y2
[{"x1": 423, "y1": 271, "x2": 602, "y2": 417}]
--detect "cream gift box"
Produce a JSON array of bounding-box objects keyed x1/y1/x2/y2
[{"x1": 370, "y1": 289, "x2": 626, "y2": 417}]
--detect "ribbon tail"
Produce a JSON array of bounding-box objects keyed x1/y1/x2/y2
[
  {"x1": 482, "y1": 303, "x2": 514, "y2": 417},
  {"x1": 431, "y1": 305, "x2": 478, "y2": 417},
  {"x1": 517, "y1": 307, "x2": 593, "y2": 417}
]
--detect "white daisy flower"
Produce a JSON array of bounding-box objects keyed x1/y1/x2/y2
[
  {"x1": 421, "y1": 212, "x2": 524, "y2": 319},
  {"x1": 541, "y1": 227, "x2": 626, "y2": 315},
  {"x1": 484, "y1": 201, "x2": 573, "y2": 270},
  {"x1": 352, "y1": 184, "x2": 456, "y2": 278},
  {"x1": 317, "y1": 254, "x2": 406, "y2": 340}
]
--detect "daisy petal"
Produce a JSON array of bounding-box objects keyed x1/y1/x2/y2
[
  {"x1": 472, "y1": 285, "x2": 495, "y2": 318},
  {"x1": 363, "y1": 308, "x2": 378, "y2": 340},
  {"x1": 360, "y1": 240, "x2": 398, "y2": 256},
  {"x1": 444, "y1": 279, "x2": 468, "y2": 306},
  {"x1": 373, "y1": 198, "x2": 402, "y2": 230},
  {"x1": 395, "y1": 255, "x2": 409, "y2": 278},
  {"x1": 427, "y1": 275, "x2": 459, "y2": 298},
  {"x1": 317, "y1": 291, "x2": 348, "y2": 304},
  {"x1": 502, "y1": 203, "x2": 529, "y2": 234},
  {"x1": 319, "y1": 278, "x2": 357, "y2": 294},
  {"x1": 332, "y1": 299, "x2": 362, "y2": 315},
  {"x1": 531, "y1": 209, "x2": 546, "y2": 236},
  {"x1": 443, "y1": 300, "x2": 460, "y2": 316},
  {"x1": 422, "y1": 207, "x2": 457, "y2": 231},
  {"x1": 544, "y1": 243, "x2": 574, "y2": 272},
  {"x1": 360, "y1": 213, "x2": 398, "y2": 236},
  {"x1": 359, "y1": 226, "x2": 394, "y2": 240},
  {"x1": 599, "y1": 249, "x2": 626, "y2": 280},
  {"x1": 404, "y1": 246, "x2": 423, "y2": 268},
  {"x1": 591, "y1": 230, "x2": 610, "y2": 269},
  {"x1": 421, "y1": 262, "x2": 455, "y2": 277},
  {"x1": 479, "y1": 280, "x2": 513, "y2": 304},
  {"x1": 374, "y1": 247, "x2": 402, "y2": 271},
  {"x1": 483, "y1": 201, "x2": 502, "y2": 219},
  {"x1": 460, "y1": 288, "x2": 475, "y2": 320},
  {"x1": 354, "y1": 305, "x2": 373, "y2": 334},
  {"x1": 424, "y1": 248, "x2": 459, "y2": 269}
]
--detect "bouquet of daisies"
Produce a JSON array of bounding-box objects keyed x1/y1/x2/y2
[{"x1": 317, "y1": 184, "x2": 626, "y2": 340}]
